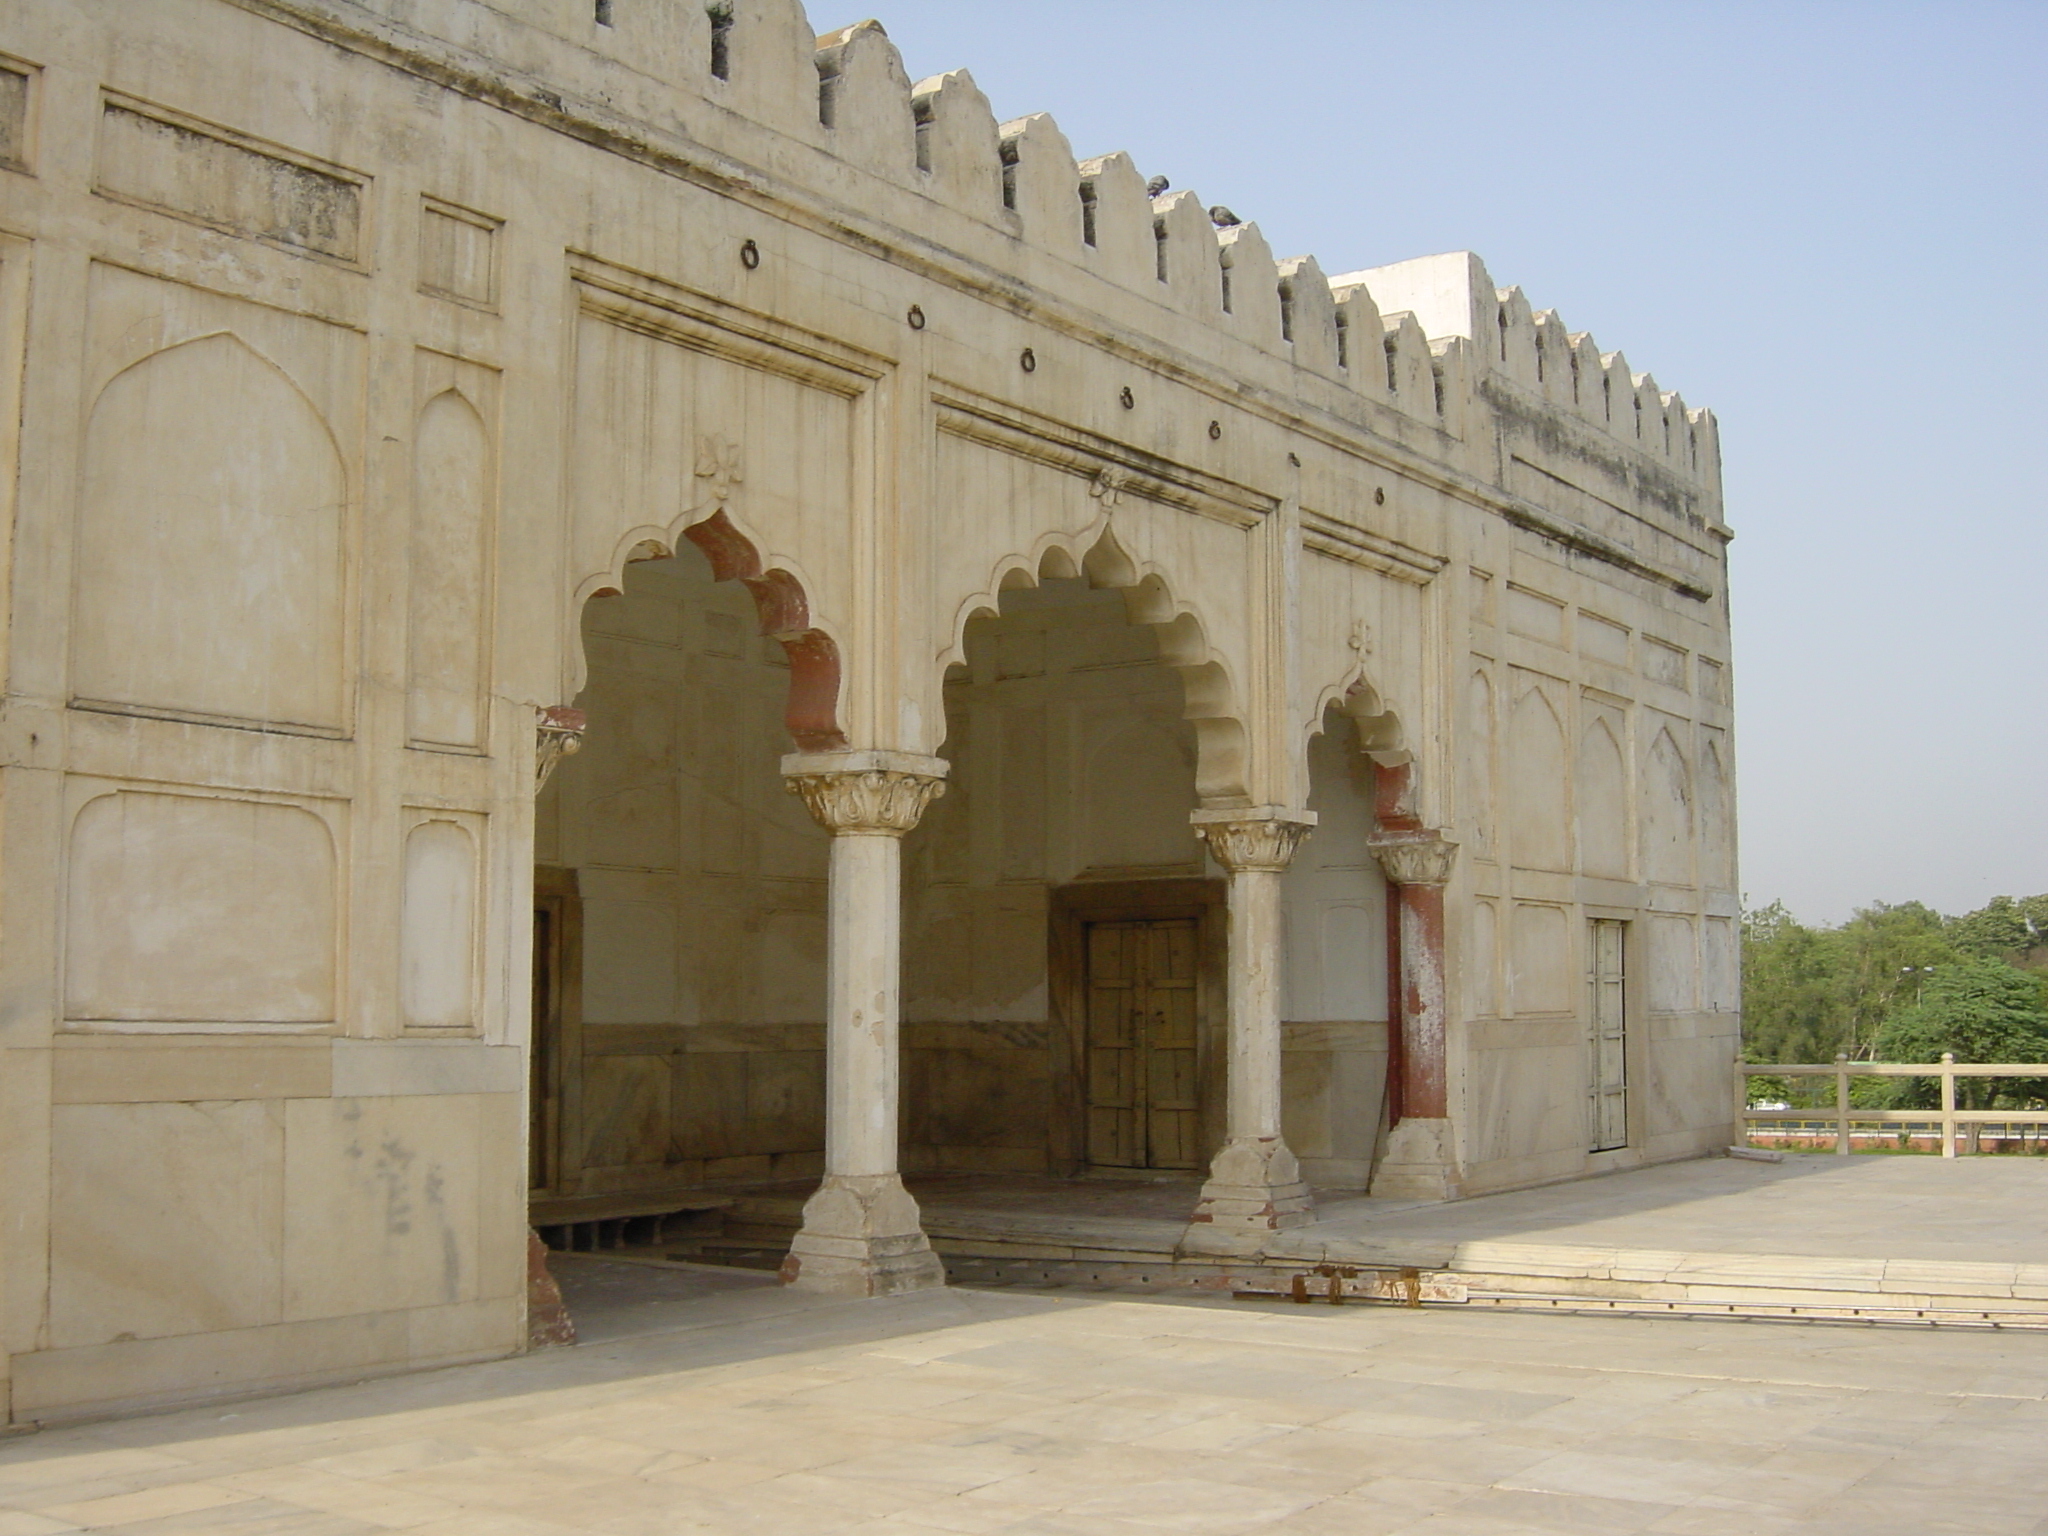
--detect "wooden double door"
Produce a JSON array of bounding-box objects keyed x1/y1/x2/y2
[{"x1": 1083, "y1": 916, "x2": 1203, "y2": 1170}]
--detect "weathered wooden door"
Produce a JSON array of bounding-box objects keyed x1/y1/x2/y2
[
  {"x1": 530, "y1": 867, "x2": 582, "y2": 1197},
  {"x1": 1588, "y1": 918, "x2": 1628, "y2": 1151},
  {"x1": 1085, "y1": 918, "x2": 1201, "y2": 1169},
  {"x1": 530, "y1": 901, "x2": 562, "y2": 1193}
]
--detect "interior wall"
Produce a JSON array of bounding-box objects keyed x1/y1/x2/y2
[
  {"x1": 535, "y1": 552, "x2": 830, "y2": 1197},
  {"x1": 903, "y1": 582, "x2": 1393, "y2": 1187},
  {"x1": 904, "y1": 579, "x2": 1205, "y2": 1174},
  {"x1": 1280, "y1": 716, "x2": 1392, "y2": 1186}
]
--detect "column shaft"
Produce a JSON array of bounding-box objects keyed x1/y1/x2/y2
[
  {"x1": 779, "y1": 752, "x2": 948, "y2": 1296},
  {"x1": 823, "y1": 830, "x2": 901, "y2": 1178},
  {"x1": 1369, "y1": 833, "x2": 1461, "y2": 1200},
  {"x1": 1224, "y1": 865, "x2": 1286, "y2": 1142},
  {"x1": 1181, "y1": 810, "x2": 1316, "y2": 1256},
  {"x1": 1395, "y1": 879, "x2": 1449, "y2": 1120}
]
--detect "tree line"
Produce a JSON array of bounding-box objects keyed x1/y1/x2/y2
[{"x1": 1742, "y1": 894, "x2": 2048, "y2": 1110}]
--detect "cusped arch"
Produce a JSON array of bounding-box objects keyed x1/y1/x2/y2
[
  {"x1": 570, "y1": 506, "x2": 846, "y2": 752},
  {"x1": 940, "y1": 523, "x2": 1251, "y2": 804},
  {"x1": 1305, "y1": 656, "x2": 1412, "y2": 771}
]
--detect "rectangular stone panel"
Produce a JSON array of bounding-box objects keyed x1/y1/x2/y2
[
  {"x1": 64, "y1": 787, "x2": 339, "y2": 1028},
  {"x1": 400, "y1": 814, "x2": 480, "y2": 1031},
  {"x1": 1506, "y1": 584, "x2": 1566, "y2": 645},
  {"x1": 282, "y1": 1095, "x2": 484, "y2": 1320},
  {"x1": 1647, "y1": 913, "x2": 1700, "y2": 1013},
  {"x1": 1578, "y1": 612, "x2": 1630, "y2": 667},
  {"x1": 581, "y1": 1054, "x2": 671, "y2": 1167},
  {"x1": 1644, "y1": 637, "x2": 1689, "y2": 690},
  {"x1": 96, "y1": 97, "x2": 363, "y2": 262},
  {"x1": 51, "y1": 1042, "x2": 331, "y2": 1103},
  {"x1": 50, "y1": 1101, "x2": 284, "y2": 1348},
  {"x1": 418, "y1": 197, "x2": 498, "y2": 306},
  {"x1": 0, "y1": 62, "x2": 28, "y2": 172},
  {"x1": 1509, "y1": 901, "x2": 1573, "y2": 1015}
]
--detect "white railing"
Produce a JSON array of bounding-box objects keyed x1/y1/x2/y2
[{"x1": 1738, "y1": 1054, "x2": 2048, "y2": 1158}]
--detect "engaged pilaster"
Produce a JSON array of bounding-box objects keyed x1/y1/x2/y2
[
  {"x1": 1181, "y1": 808, "x2": 1318, "y2": 1256},
  {"x1": 779, "y1": 750, "x2": 948, "y2": 1296},
  {"x1": 1369, "y1": 832, "x2": 1462, "y2": 1201}
]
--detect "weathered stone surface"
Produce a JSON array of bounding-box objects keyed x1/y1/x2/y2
[{"x1": 0, "y1": 0, "x2": 1734, "y2": 1422}]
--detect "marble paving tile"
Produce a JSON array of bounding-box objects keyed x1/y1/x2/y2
[{"x1": 3, "y1": 1274, "x2": 2047, "y2": 1536}]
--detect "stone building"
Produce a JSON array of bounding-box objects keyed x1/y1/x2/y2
[{"x1": 0, "y1": 0, "x2": 1738, "y2": 1422}]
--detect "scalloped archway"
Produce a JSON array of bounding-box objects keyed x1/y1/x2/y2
[
  {"x1": 939, "y1": 524, "x2": 1251, "y2": 807},
  {"x1": 572, "y1": 508, "x2": 846, "y2": 752}
]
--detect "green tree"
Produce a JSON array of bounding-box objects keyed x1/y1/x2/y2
[
  {"x1": 1740, "y1": 901, "x2": 1846, "y2": 1067},
  {"x1": 1871, "y1": 958, "x2": 2048, "y2": 1109},
  {"x1": 1949, "y1": 894, "x2": 2048, "y2": 963},
  {"x1": 1740, "y1": 899, "x2": 1958, "y2": 1068}
]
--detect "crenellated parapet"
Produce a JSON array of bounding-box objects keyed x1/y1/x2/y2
[{"x1": 287, "y1": 0, "x2": 1717, "y2": 503}]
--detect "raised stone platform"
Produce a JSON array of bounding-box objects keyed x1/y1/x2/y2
[{"x1": 641, "y1": 1156, "x2": 2048, "y2": 1325}]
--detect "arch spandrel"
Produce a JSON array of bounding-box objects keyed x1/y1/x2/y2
[{"x1": 562, "y1": 304, "x2": 865, "y2": 744}]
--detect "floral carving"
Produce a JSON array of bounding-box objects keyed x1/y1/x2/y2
[
  {"x1": 694, "y1": 435, "x2": 744, "y2": 506},
  {"x1": 786, "y1": 768, "x2": 946, "y2": 836},
  {"x1": 1089, "y1": 465, "x2": 1131, "y2": 509},
  {"x1": 1193, "y1": 816, "x2": 1314, "y2": 874},
  {"x1": 1370, "y1": 833, "x2": 1458, "y2": 887}
]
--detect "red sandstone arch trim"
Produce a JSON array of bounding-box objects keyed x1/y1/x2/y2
[
  {"x1": 571, "y1": 508, "x2": 847, "y2": 752},
  {"x1": 1306, "y1": 661, "x2": 1411, "y2": 775},
  {"x1": 939, "y1": 519, "x2": 1252, "y2": 806}
]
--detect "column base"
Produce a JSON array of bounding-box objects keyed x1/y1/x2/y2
[
  {"x1": 1368, "y1": 1117, "x2": 1463, "y2": 1201},
  {"x1": 778, "y1": 1174, "x2": 947, "y2": 1297},
  {"x1": 1179, "y1": 1137, "x2": 1316, "y2": 1257}
]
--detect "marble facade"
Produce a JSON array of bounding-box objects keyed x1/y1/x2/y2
[{"x1": 0, "y1": 0, "x2": 1737, "y2": 1421}]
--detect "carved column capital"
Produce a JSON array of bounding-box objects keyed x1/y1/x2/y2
[
  {"x1": 1190, "y1": 809, "x2": 1317, "y2": 874},
  {"x1": 1370, "y1": 832, "x2": 1458, "y2": 887},
  {"x1": 782, "y1": 750, "x2": 948, "y2": 836},
  {"x1": 535, "y1": 706, "x2": 587, "y2": 792}
]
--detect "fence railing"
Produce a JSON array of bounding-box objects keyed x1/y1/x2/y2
[{"x1": 1738, "y1": 1055, "x2": 2048, "y2": 1158}]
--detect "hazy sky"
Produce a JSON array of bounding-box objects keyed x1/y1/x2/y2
[{"x1": 855, "y1": 0, "x2": 2046, "y2": 926}]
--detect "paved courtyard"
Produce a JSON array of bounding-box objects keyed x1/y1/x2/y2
[{"x1": 1, "y1": 1257, "x2": 2043, "y2": 1535}]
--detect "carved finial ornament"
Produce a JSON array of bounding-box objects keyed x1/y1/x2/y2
[
  {"x1": 694, "y1": 434, "x2": 744, "y2": 506},
  {"x1": 786, "y1": 768, "x2": 946, "y2": 836},
  {"x1": 1192, "y1": 815, "x2": 1315, "y2": 874},
  {"x1": 536, "y1": 705, "x2": 587, "y2": 791},
  {"x1": 1370, "y1": 833, "x2": 1458, "y2": 887},
  {"x1": 1089, "y1": 465, "x2": 1131, "y2": 510}
]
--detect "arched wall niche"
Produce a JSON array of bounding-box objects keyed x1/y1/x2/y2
[
  {"x1": 1459, "y1": 668, "x2": 1496, "y2": 859},
  {"x1": 408, "y1": 386, "x2": 491, "y2": 750},
  {"x1": 1699, "y1": 734, "x2": 1734, "y2": 892},
  {"x1": 1277, "y1": 705, "x2": 1393, "y2": 1187},
  {"x1": 939, "y1": 524, "x2": 1251, "y2": 806},
  {"x1": 1505, "y1": 679, "x2": 1570, "y2": 872},
  {"x1": 1576, "y1": 712, "x2": 1629, "y2": 880},
  {"x1": 1643, "y1": 725, "x2": 1696, "y2": 887},
  {"x1": 570, "y1": 507, "x2": 846, "y2": 752},
  {"x1": 74, "y1": 330, "x2": 348, "y2": 732}
]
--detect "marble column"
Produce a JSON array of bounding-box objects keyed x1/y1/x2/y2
[
  {"x1": 1368, "y1": 832, "x2": 1461, "y2": 1200},
  {"x1": 1180, "y1": 809, "x2": 1318, "y2": 1255},
  {"x1": 778, "y1": 749, "x2": 949, "y2": 1295}
]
